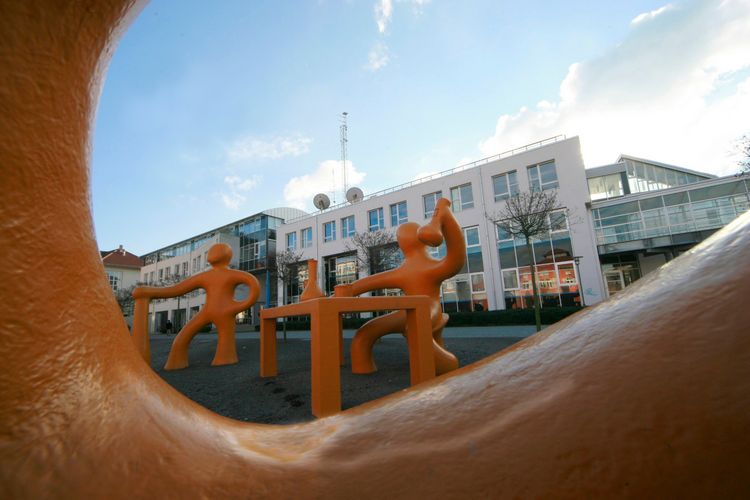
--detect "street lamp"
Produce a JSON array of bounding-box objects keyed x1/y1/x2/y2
[{"x1": 573, "y1": 256, "x2": 586, "y2": 307}]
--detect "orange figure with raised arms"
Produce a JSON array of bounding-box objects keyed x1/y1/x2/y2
[
  {"x1": 336, "y1": 198, "x2": 465, "y2": 375},
  {"x1": 133, "y1": 243, "x2": 260, "y2": 370}
]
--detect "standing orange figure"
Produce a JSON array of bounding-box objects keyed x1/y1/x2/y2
[
  {"x1": 336, "y1": 198, "x2": 464, "y2": 375},
  {"x1": 133, "y1": 243, "x2": 260, "y2": 370}
]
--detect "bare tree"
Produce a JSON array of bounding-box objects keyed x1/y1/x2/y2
[
  {"x1": 115, "y1": 285, "x2": 137, "y2": 318},
  {"x1": 344, "y1": 229, "x2": 397, "y2": 276},
  {"x1": 489, "y1": 189, "x2": 564, "y2": 332},
  {"x1": 736, "y1": 135, "x2": 750, "y2": 175},
  {"x1": 272, "y1": 249, "x2": 303, "y2": 340}
]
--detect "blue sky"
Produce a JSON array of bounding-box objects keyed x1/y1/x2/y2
[{"x1": 93, "y1": 0, "x2": 750, "y2": 255}]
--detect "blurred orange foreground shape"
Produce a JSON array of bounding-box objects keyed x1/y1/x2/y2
[{"x1": 2, "y1": 2, "x2": 750, "y2": 498}]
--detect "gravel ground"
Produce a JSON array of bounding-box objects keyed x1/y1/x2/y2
[{"x1": 151, "y1": 334, "x2": 523, "y2": 424}]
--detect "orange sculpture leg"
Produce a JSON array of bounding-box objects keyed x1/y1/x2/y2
[
  {"x1": 2, "y1": 2, "x2": 750, "y2": 497},
  {"x1": 350, "y1": 310, "x2": 456, "y2": 375},
  {"x1": 132, "y1": 243, "x2": 260, "y2": 370}
]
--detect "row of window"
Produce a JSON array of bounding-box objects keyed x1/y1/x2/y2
[
  {"x1": 285, "y1": 160, "x2": 559, "y2": 250},
  {"x1": 593, "y1": 179, "x2": 750, "y2": 246},
  {"x1": 142, "y1": 255, "x2": 204, "y2": 286}
]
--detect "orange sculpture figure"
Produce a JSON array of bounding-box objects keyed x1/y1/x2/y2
[
  {"x1": 336, "y1": 198, "x2": 464, "y2": 376},
  {"x1": 3, "y1": 2, "x2": 750, "y2": 498},
  {"x1": 132, "y1": 243, "x2": 260, "y2": 370}
]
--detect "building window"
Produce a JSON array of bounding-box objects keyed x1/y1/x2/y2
[
  {"x1": 492, "y1": 171, "x2": 519, "y2": 201},
  {"x1": 158, "y1": 269, "x2": 164, "y2": 282},
  {"x1": 390, "y1": 201, "x2": 408, "y2": 226},
  {"x1": 323, "y1": 253, "x2": 358, "y2": 295},
  {"x1": 450, "y1": 183, "x2": 474, "y2": 211},
  {"x1": 528, "y1": 160, "x2": 559, "y2": 191},
  {"x1": 368, "y1": 208, "x2": 385, "y2": 231},
  {"x1": 301, "y1": 227, "x2": 313, "y2": 248},
  {"x1": 173, "y1": 264, "x2": 179, "y2": 277},
  {"x1": 149, "y1": 271, "x2": 155, "y2": 284},
  {"x1": 165, "y1": 267, "x2": 171, "y2": 280},
  {"x1": 588, "y1": 173, "x2": 625, "y2": 201},
  {"x1": 284, "y1": 262, "x2": 309, "y2": 304},
  {"x1": 286, "y1": 232, "x2": 297, "y2": 251},
  {"x1": 423, "y1": 191, "x2": 442, "y2": 219},
  {"x1": 324, "y1": 221, "x2": 336, "y2": 242},
  {"x1": 107, "y1": 271, "x2": 123, "y2": 291},
  {"x1": 495, "y1": 211, "x2": 579, "y2": 309},
  {"x1": 341, "y1": 215, "x2": 356, "y2": 238},
  {"x1": 438, "y1": 226, "x2": 487, "y2": 313},
  {"x1": 182, "y1": 262, "x2": 188, "y2": 276}
]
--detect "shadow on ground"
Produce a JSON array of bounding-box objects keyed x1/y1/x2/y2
[{"x1": 151, "y1": 335, "x2": 523, "y2": 424}]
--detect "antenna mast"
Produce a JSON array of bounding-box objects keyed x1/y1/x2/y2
[{"x1": 340, "y1": 112, "x2": 348, "y2": 199}]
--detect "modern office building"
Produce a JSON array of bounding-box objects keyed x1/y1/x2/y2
[
  {"x1": 133, "y1": 135, "x2": 750, "y2": 331},
  {"x1": 587, "y1": 156, "x2": 749, "y2": 295}
]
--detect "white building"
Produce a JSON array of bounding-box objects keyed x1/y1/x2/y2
[
  {"x1": 102, "y1": 245, "x2": 143, "y2": 293},
  {"x1": 279, "y1": 136, "x2": 605, "y2": 311}
]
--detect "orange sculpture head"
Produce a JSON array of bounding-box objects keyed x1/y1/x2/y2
[{"x1": 207, "y1": 243, "x2": 232, "y2": 267}]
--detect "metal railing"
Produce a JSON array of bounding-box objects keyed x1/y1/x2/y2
[{"x1": 285, "y1": 135, "x2": 567, "y2": 224}]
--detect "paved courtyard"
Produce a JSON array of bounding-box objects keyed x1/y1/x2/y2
[{"x1": 151, "y1": 327, "x2": 530, "y2": 424}]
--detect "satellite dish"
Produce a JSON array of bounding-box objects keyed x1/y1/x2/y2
[
  {"x1": 346, "y1": 187, "x2": 364, "y2": 203},
  {"x1": 313, "y1": 193, "x2": 331, "y2": 211}
]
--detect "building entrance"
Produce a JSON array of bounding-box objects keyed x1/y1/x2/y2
[{"x1": 605, "y1": 270, "x2": 625, "y2": 296}]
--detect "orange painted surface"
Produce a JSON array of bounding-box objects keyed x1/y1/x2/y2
[
  {"x1": 300, "y1": 258, "x2": 325, "y2": 301},
  {"x1": 2, "y1": 1, "x2": 750, "y2": 497},
  {"x1": 337, "y1": 197, "x2": 464, "y2": 376},
  {"x1": 132, "y1": 243, "x2": 260, "y2": 369},
  {"x1": 261, "y1": 296, "x2": 435, "y2": 417}
]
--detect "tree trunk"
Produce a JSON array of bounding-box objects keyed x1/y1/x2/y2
[{"x1": 526, "y1": 238, "x2": 542, "y2": 332}]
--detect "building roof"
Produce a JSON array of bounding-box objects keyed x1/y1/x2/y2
[
  {"x1": 617, "y1": 154, "x2": 716, "y2": 179},
  {"x1": 586, "y1": 155, "x2": 716, "y2": 180},
  {"x1": 101, "y1": 246, "x2": 144, "y2": 269}
]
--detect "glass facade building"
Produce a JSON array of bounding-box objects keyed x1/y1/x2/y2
[{"x1": 593, "y1": 179, "x2": 750, "y2": 247}]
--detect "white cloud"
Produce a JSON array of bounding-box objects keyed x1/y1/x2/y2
[
  {"x1": 222, "y1": 175, "x2": 261, "y2": 210},
  {"x1": 366, "y1": 42, "x2": 390, "y2": 72},
  {"x1": 478, "y1": 0, "x2": 750, "y2": 176},
  {"x1": 374, "y1": 0, "x2": 393, "y2": 33},
  {"x1": 631, "y1": 4, "x2": 674, "y2": 25},
  {"x1": 283, "y1": 160, "x2": 366, "y2": 210},
  {"x1": 373, "y1": 0, "x2": 431, "y2": 33},
  {"x1": 227, "y1": 134, "x2": 312, "y2": 163}
]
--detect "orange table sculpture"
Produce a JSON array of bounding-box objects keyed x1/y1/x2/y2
[
  {"x1": 336, "y1": 197, "x2": 464, "y2": 376},
  {"x1": 3, "y1": 2, "x2": 750, "y2": 497},
  {"x1": 132, "y1": 243, "x2": 260, "y2": 370},
  {"x1": 260, "y1": 295, "x2": 435, "y2": 417}
]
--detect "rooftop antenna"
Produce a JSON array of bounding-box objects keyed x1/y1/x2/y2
[{"x1": 340, "y1": 112, "x2": 348, "y2": 201}]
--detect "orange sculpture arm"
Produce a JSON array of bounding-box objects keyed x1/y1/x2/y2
[
  {"x1": 230, "y1": 271, "x2": 261, "y2": 314},
  {"x1": 348, "y1": 268, "x2": 402, "y2": 296},
  {"x1": 427, "y1": 198, "x2": 465, "y2": 279}
]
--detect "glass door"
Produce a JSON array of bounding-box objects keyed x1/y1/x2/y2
[{"x1": 605, "y1": 270, "x2": 625, "y2": 296}]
